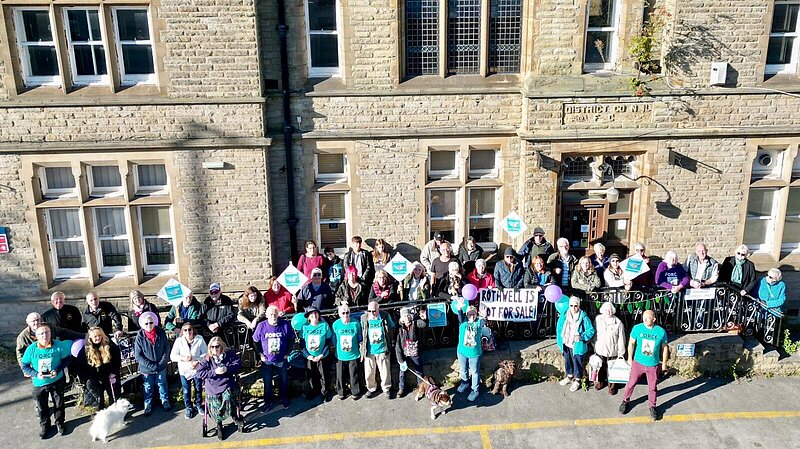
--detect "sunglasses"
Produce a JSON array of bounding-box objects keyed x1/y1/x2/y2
[
  {"x1": 569, "y1": 305, "x2": 579, "y2": 308},
  {"x1": 312, "y1": 273, "x2": 322, "y2": 277},
  {"x1": 209, "y1": 345, "x2": 220, "y2": 348},
  {"x1": 368, "y1": 309, "x2": 378, "y2": 313},
  {"x1": 143, "y1": 321, "x2": 154, "y2": 325},
  {"x1": 182, "y1": 329, "x2": 193, "y2": 333},
  {"x1": 340, "y1": 311, "x2": 350, "y2": 315},
  {"x1": 737, "y1": 252, "x2": 747, "y2": 256}
]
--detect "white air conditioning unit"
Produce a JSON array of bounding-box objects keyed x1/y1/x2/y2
[{"x1": 710, "y1": 62, "x2": 728, "y2": 86}]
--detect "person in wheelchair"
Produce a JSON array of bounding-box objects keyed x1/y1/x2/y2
[{"x1": 196, "y1": 337, "x2": 244, "y2": 440}]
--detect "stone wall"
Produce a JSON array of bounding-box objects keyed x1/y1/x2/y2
[{"x1": 0, "y1": 154, "x2": 40, "y2": 299}]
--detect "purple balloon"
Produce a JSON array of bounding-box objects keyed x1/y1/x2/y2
[
  {"x1": 544, "y1": 285, "x2": 563, "y2": 303},
  {"x1": 71, "y1": 339, "x2": 85, "y2": 357},
  {"x1": 462, "y1": 284, "x2": 478, "y2": 302}
]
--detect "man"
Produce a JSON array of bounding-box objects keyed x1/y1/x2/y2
[
  {"x1": 297, "y1": 267, "x2": 335, "y2": 311},
  {"x1": 202, "y1": 283, "x2": 236, "y2": 341},
  {"x1": 82, "y1": 292, "x2": 124, "y2": 338},
  {"x1": 299, "y1": 306, "x2": 333, "y2": 401},
  {"x1": 494, "y1": 247, "x2": 524, "y2": 289},
  {"x1": 627, "y1": 242, "x2": 655, "y2": 290},
  {"x1": 547, "y1": 238, "x2": 578, "y2": 290},
  {"x1": 420, "y1": 231, "x2": 444, "y2": 272},
  {"x1": 42, "y1": 291, "x2": 84, "y2": 333},
  {"x1": 253, "y1": 305, "x2": 295, "y2": 412},
  {"x1": 359, "y1": 300, "x2": 396, "y2": 399},
  {"x1": 518, "y1": 227, "x2": 554, "y2": 268},
  {"x1": 342, "y1": 235, "x2": 375, "y2": 286},
  {"x1": 16, "y1": 313, "x2": 81, "y2": 369},
  {"x1": 332, "y1": 304, "x2": 362, "y2": 400},
  {"x1": 685, "y1": 243, "x2": 719, "y2": 288},
  {"x1": 619, "y1": 310, "x2": 669, "y2": 421},
  {"x1": 20, "y1": 323, "x2": 73, "y2": 438}
]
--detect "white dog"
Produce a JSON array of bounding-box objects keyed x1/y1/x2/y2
[{"x1": 89, "y1": 398, "x2": 133, "y2": 443}]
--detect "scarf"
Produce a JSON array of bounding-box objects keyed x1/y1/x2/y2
[
  {"x1": 144, "y1": 327, "x2": 157, "y2": 345},
  {"x1": 732, "y1": 257, "x2": 745, "y2": 285},
  {"x1": 561, "y1": 310, "x2": 581, "y2": 349}
]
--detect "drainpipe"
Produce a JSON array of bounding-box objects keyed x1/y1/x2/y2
[{"x1": 277, "y1": 0, "x2": 298, "y2": 263}]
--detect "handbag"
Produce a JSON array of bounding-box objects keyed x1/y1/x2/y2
[
  {"x1": 481, "y1": 325, "x2": 495, "y2": 352},
  {"x1": 588, "y1": 354, "x2": 603, "y2": 382},
  {"x1": 607, "y1": 358, "x2": 631, "y2": 384}
]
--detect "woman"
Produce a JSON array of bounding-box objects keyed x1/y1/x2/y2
[
  {"x1": 758, "y1": 268, "x2": 786, "y2": 311},
  {"x1": 401, "y1": 262, "x2": 432, "y2": 302},
  {"x1": 300, "y1": 306, "x2": 333, "y2": 401},
  {"x1": 523, "y1": 256, "x2": 552, "y2": 291},
  {"x1": 196, "y1": 337, "x2": 244, "y2": 440},
  {"x1": 458, "y1": 236, "x2": 484, "y2": 275},
  {"x1": 719, "y1": 244, "x2": 757, "y2": 296},
  {"x1": 170, "y1": 322, "x2": 208, "y2": 419},
  {"x1": 369, "y1": 269, "x2": 400, "y2": 303},
  {"x1": 324, "y1": 247, "x2": 345, "y2": 292},
  {"x1": 592, "y1": 302, "x2": 626, "y2": 394},
  {"x1": 134, "y1": 311, "x2": 171, "y2": 415},
  {"x1": 297, "y1": 240, "x2": 326, "y2": 282},
  {"x1": 127, "y1": 290, "x2": 158, "y2": 332},
  {"x1": 604, "y1": 254, "x2": 625, "y2": 288},
  {"x1": 455, "y1": 300, "x2": 483, "y2": 402},
  {"x1": 556, "y1": 296, "x2": 595, "y2": 392},
  {"x1": 467, "y1": 258, "x2": 496, "y2": 290},
  {"x1": 494, "y1": 247, "x2": 524, "y2": 289},
  {"x1": 395, "y1": 309, "x2": 428, "y2": 398},
  {"x1": 165, "y1": 292, "x2": 204, "y2": 332},
  {"x1": 265, "y1": 277, "x2": 297, "y2": 314},
  {"x1": 237, "y1": 286, "x2": 266, "y2": 330},
  {"x1": 372, "y1": 238, "x2": 391, "y2": 274},
  {"x1": 431, "y1": 242, "x2": 458, "y2": 285},
  {"x1": 436, "y1": 261, "x2": 465, "y2": 300},
  {"x1": 77, "y1": 326, "x2": 121, "y2": 410},
  {"x1": 655, "y1": 250, "x2": 690, "y2": 294},
  {"x1": 335, "y1": 266, "x2": 367, "y2": 306},
  {"x1": 571, "y1": 256, "x2": 601, "y2": 294},
  {"x1": 590, "y1": 243, "x2": 610, "y2": 278}
]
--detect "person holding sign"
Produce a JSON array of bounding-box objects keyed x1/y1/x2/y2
[
  {"x1": 359, "y1": 301, "x2": 396, "y2": 399},
  {"x1": 253, "y1": 305, "x2": 295, "y2": 411},
  {"x1": 627, "y1": 243, "x2": 655, "y2": 290},
  {"x1": 556, "y1": 296, "x2": 595, "y2": 392},
  {"x1": 619, "y1": 309, "x2": 668, "y2": 420},
  {"x1": 455, "y1": 301, "x2": 483, "y2": 402},
  {"x1": 401, "y1": 262, "x2": 433, "y2": 302},
  {"x1": 603, "y1": 254, "x2": 625, "y2": 288},
  {"x1": 300, "y1": 307, "x2": 333, "y2": 401},
  {"x1": 165, "y1": 292, "x2": 204, "y2": 332},
  {"x1": 332, "y1": 304, "x2": 363, "y2": 400}
]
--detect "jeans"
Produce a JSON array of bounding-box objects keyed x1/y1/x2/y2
[
  {"x1": 457, "y1": 352, "x2": 481, "y2": 393},
  {"x1": 622, "y1": 360, "x2": 659, "y2": 407},
  {"x1": 33, "y1": 377, "x2": 66, "y2": 426},
  {"x1": 398, "y1": 356, "x2": 422, "y2": 392},
  {"x1": 260, "y1": 360, "x2": 289, "y2": 406},
  {"x1": 180, "y1": 375, "x2": 203, "y2": 409},
  {"x1": 562, "y1": 345, "x2": 583, "y2": 379},
  {"x1": 142, "y1": 369, "x2": 170, "y2": 411}
]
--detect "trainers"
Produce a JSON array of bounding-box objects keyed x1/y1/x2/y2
[
  {"x1": 196, "y1": 404, "x2": 205, "y2": 416},
  {"x1": 366, "y1": 390, "x2": 379, "y2": 399},
  {"x1": 650, "y1": 406, "x2": 659, "y2": 421},
  {"x1": 184, "y1": 408, "x2": 193, "y2": 419},
  {"x1": 569, "y1": 380, "x2": 580, "y2": 392},
  {"x1": 618, "y1": 401, "x2": 629, "y2": 415},
  {"x1": 468, "y1": 390, "x2": 479, "y2": 402},
  {"x1": 457, "y1": 382, "x2": 469, "y2": 393},
  {"x1": 559, "y1": 377, "x2": 572, "y2": 386}
]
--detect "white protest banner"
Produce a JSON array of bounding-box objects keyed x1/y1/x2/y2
[
  {"x1": 277, "y1": 264, "x2": 308, "y2": 295},
  {"x1": 500, "y1": 212, "x2": 528, "y2": 240},
  {"x1": 684, "y1": 288, "x2": 716, "y2": 301},
  {"x1": 478, "y1": 288, "x2": 539, "y2": 322},
  {"x1": 621, "y1": 255, "x2": 650, "y2": 281},
  {"x1": 157, "y1": 278, "x2": 191, "y2": 308},
  {"x1": 385, "y1": 253, "x2": 414, "y2": 280}
]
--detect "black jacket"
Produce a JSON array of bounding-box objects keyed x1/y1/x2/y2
[
  {"x1": 42, "y1": 304, "x2": 84, "y2": 333},
  {"x1": 202, "y1": 294, "x2": 237, "y2": 330},
  {"x1": 395, "y1": 315, "x2": 428, "y2": 362},
  {"x1": 719, "y1": 256, "x2": 757, "y2": 294},
  {"x1": 83, "y1": 302, "x2": 124, "y2": 336}
]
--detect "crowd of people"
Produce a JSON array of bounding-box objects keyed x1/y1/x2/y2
[{"x1": 15, "y1": 230, "x2": 788, "y2": 439}]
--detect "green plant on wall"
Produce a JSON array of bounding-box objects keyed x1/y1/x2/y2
[
  {"x1": 627, "y1": 3, "x2": 671, "y2": 96},
  {"x1": 783, "y1": 329, "x2": 800, "y2": 354}
]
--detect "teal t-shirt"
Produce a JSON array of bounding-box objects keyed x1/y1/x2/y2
[
  {"x1": 301, "y1": 322, "x2": 332, "y2": 357},
  {"x1": 630, "y1": 323, "x2": 667, "y2": 367},
  {"x1": 332, "y1": 319, "x2": 361, "y2": 361},
  {"x1": 21, "y1": 339, "x2": 73, "y2": 387},
  {"x1": 457, "y1": 318, "x2": 483, "y2": 358},
  {"x1": 367, "y1": 319, "x2": 388, "y2": 355}
]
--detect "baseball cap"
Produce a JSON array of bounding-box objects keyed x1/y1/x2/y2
[
  {"x1": 434, "y1": 232, "x2": 444, "y2": 241},
  {"x1": 311, "y1": 267, "x2": 323, "y2": 276},
  {"x1": 533, "y1": 227, "x2": 545, "y2": 236},
  {"x1": 209, "y1": 283, "x2": 221, "y2": 293}
]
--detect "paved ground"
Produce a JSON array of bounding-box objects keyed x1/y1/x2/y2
[{"x1": 2, "y1": 362, "x2": 799, "y2": 449}]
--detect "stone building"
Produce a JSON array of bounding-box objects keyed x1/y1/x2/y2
[{"x1": 0, "y1": 0, "x2": 798, "y2": 338}]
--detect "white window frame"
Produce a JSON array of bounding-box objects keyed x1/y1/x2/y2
[
  {"x1": 13, "y1": 7, "x2": 61, "y2": 87},
  {"x1": 584, "y1": 0, "x2": 621, "y2": 72},
  {"x1": 467, "y1": 187, "x2": 498, "y2": 246},
  {"x1": 133, "y1": 163, "x2": 169, "y2": 195},
  {"x1": 63, "y1": 7, "x2": 109, "y2": 85},
  {"x1": 428, "y1": 149, "x2": 460, "y2": 180},
  {"x1": 782, "y1": 187, "x2": 800, "y2": 252},
  {"x1": 316, "y1": 191, "x2": 349, "y2": 254},
  {"x1": 111, "y1": 7, "x2": 157, "y2": 85},
  {"x1": 45, "y1": 208, "x2": 89, "y2": 279},
  {"x1": 93, "y1": 207, "x2": 134, "y2": 276},
  {"x1": 744, "y1": 188, "x2": 779, "y2": 254},
  {"x1": 468, "y1": 148, "x2": 500, "y2": 178},
  {"x1": 138, "y1": 206, "x2": 177, "y2": 275},
  {"x1": 427, "y1": 188, "x2": 460, "y2": 242},
  {"x1": 766, "y1": 0, "x2": 800, "y2": 75},
  {"x1": 314, "y1": 153, "x2": 348, "y2": 183},
  {"x1": 39, "y1": 166, "x2": 77, "y2": 198},
  {"x1": 304, "y1": 0, "x2": 343, "y2": 77},
  {"x1": 87, "y1": 164, "x2": 123, "y2": 197}
]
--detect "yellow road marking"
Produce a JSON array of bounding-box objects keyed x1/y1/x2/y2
[{"x1": 145, "y1": 410, "x2": 800, "y2": 449}]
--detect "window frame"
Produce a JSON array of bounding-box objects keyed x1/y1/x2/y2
[
  {"x1": 63, "y1": 7, "x2": 109, "y2": 86},
  {"x1": 468, "y1": 148, "x2": 500, "y2": 179},
  {"x1": 314, "y1": 152, "x2": 348, "y2": 183},
  {"x1": 92, "y1": 206, "x2": 134, "y2": 276},
  {"x1": 766, "y1": 0, "x2": 800, "y2": 75},
  {"x1": 87, "y1": 163, "x2": 123, "y2": 197},
  {"x1": 137, "y1": 205, "x2": 177, "y2": 275},
  {"x1": 428, "y1": 188, "x2": 460, "y2": 242},
  {"x1": 316, "y1": 191, "x2": 349, "y2": 254},
  {"x1": 583, "y1": 0, "x2": 622, "y2": 72},
  {"x1": 744, "y1": 187, "x2": 779, "y2": 253},
  {"x1": 39, "y1": 166, "x2": 77, "y2": 198},
  {"x1": 428, "y1": 149, "x2": 460, "y2": 180},
  {"x1": 304, "y1": 0, "x2": 343, "y2": 78},
  {"x1": 111, "y1": 6, "x2": 158, "y2": 85},
  {"x1": 133, "y1": 162, "x2": 170, "y2": 196},
  {"x1": 13, "y1": 7, "x2": 61, "y2": 87},
  {"x1": 466, "y1": 186, "x2": 498, "y2": 246},
  {"x1": 45, "y1": 208, "x2": 90, "y2": 279}
]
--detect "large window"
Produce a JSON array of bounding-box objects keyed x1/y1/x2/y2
[
  {"x1": 313, "y1": 148, "x2": 350, "y2": 253},
  {"x1": 766, "y1": 1, "x2": 800, "y2": 75},
  {"x1": 112, "y1": 8, "x2": 156, "y2": 84},
  {"x1": 405, "y1": 0, "x2": 522, "y2": 77},
  {"x1": 584, "y1": 0, "x2": 620, "y2": 72},
  {"x1": 139, "y1": 206, "x2": 175, "y2": 273},
  {"x1": 94, "y1": 207, "x2": 132, "y2": 276},
  {"x1": 317, "y1": 192, "x2": 348, "y2": 251},
  {"x1": 46, "y1": 208, "x2": 88, "y2": 278},
  {"x1": 305, "y1": 0, "x2": 341, "y2": 77},
  {"x1": 13, "y1": 8, "x2": 59, "y2": 86},
  {"x1": 64, "y1": 8, "x2": 108, "y2": 85}
]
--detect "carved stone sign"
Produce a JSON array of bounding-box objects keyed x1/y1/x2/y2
[{"x1": 562, "y1": 102, "x2": 653, "y2": 125}]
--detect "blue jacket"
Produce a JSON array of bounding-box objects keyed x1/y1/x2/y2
[
  {"x1": 494, "y1": 262, "x2": 524, "y2": 289},
  {"x1": 758, "y1": 278, "x2": 786, "y2": 311},
  {"x1": 134, "y1": 327, "x2": 170, "y2": 374},
  {"x1": 556, "y1": 310, "x2": 595, "y2": 356},
  {"x1": 196, "y1": 350, "x2": 242, "y2": 395}
]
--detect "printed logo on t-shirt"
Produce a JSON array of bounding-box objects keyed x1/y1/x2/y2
[
  {"x1": 339, "y1": 334, "x2": 353, "y2": 352},
  {"x1": 268, "y1": 337, "x2": 281, "y2": 355},
  {"x1": 641, "y1": 338, "x2": 656, "y2": 357},
  {"x1": 307, "y1": 334, "x2": 321, "y2": 352},
  {"x1": 463, "y1": 325, "x2": 477, "y2": 348},
  {"x1": 39, "y1": 358, "x2": 53, "y2": 373},
  {"x1": 369, "y1": 327, "x2": 383, "y2": 344}
]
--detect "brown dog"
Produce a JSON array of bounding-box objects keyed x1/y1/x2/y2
[
  {"x1": 414, "y1": 376, "x2": 453, "y2": 420},
  {"x1": 491, "y1": 360, "x2": 517, "y2": 397}
]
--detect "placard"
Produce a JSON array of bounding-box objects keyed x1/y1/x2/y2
[
  {"x1": 427, "y1": 303, "x2": 447, "y2": 328},
  {"x1": 157, "y1": 278, "x2": 191, "y2": 307},
  {"x1": 277, "y1": 264, "x2": 308, "y2": 295},
  {"x1": 385, "y1": 253, "x2": 414, "y2": 280},
  {"x1": 500, "y1": 212, "x2": 528, "y2": 239},
  {"x1": 684, "y1": 288, "x2": 716, "y2": 300},
  {"x1": 621, "y1": 255, "x2": 650, "y2": 281},
  {"x1": 676, "y1": 343, "x2": 695, "y2": 357},
  {"x1": 478, "y1": 288, "x2": 539, "y2": 322}
]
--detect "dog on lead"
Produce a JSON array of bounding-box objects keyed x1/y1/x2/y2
[
  {"x1": 89, "y1": 398, "x2": 134, "y2": 443},
  {"x1": 414, "y1": 375, "x2": 454, "y2": 420},
  {"x1": 491, "y1": 360, "x2": 517, "y2": 398}
]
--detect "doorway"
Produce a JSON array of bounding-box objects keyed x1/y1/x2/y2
[{"x1": 559, "y1": 191, "x2": 632, "y2": 257}]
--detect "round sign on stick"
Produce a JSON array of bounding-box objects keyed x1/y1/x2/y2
[{"x1": 544, "y1": 285, "x2": 563, "y2": 303}]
